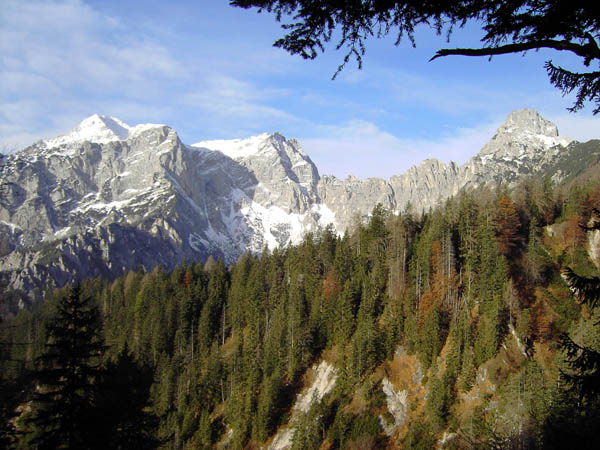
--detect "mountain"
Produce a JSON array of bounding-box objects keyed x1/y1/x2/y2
[
  {"x1": 0, "y1": 109, "x2": 597, "y2": 308},
  {"x1": 318, "y1": 109, "x2": 575, "y2": 225}
]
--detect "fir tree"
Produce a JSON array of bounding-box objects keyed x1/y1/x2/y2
[
  {"x1": 553, "y1": 211, "x2": 600, "y2": 445},
  {"x1": 98, "y1": 347, "x2": 159, "y2": 449}
]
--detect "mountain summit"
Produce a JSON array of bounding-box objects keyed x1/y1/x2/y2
[
  {"x1": 479, "y1": 108, "x2": 572, "y2": 158},
  {"x1": 42, "y1": 114, "x2": 167, "y2": 150},
  {"x1": 0, "y1": 109, "x2": 594, "y2": 305},
  {"x1": 497, "y1": 108, "x2": 561, "y2": 136}
]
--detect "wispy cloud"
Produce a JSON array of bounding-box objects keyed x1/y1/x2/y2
[
  {"x1": 0, "y1": 0, "x2": 180, "y2": 148},
  {"x1": 175, "y1": 74, "x2": 300, "y2": 140},
  {"x1": 546, "y1": 113, "x2": 600, "y2": 142},
  {"x1": 301, "y1": 118, "x2": 501, "y2": 179},
  {"x1": 0, "y1": 0, "x2": 307, "y2": 149}
]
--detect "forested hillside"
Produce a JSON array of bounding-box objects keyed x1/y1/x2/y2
[{"x1": 2, "y1": 173, "x2": 600, "y2": 449}]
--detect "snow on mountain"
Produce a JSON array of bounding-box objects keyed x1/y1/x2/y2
[
  {"x1": 43, "y1": 114, "x2": 166, "y2": 149},
  {"x1": 0, "y1": 109, "x2": 593, "y2": 306},
  {"x1": 191, "y1": 133, "x2": 271, "y2": 159},
  {"x1": 478, "y1": 109, "x2": 572, "y2": 158}
]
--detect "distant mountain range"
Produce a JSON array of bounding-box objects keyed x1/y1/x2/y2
[{"x1": 1, "y1": 109, "x2": 598, "y2": 308}]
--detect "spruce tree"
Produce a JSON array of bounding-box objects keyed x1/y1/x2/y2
[
  {"x1": 561, "y1": 209, "x2": 600, "y2": 400},
  {"x1": 233, "y1": 1, "x2": 600, "y2": 114},
  {"x1": 562, "y1": 266, "x2": 600, "y2": 400},
  {"x1": 22, "y1": 284, "x2": 106, "y2": 450},
  {"x1": 98, "y1": 347, "x2": 159, "y2": 449},
  {"x1": 551, "y1": 212, "x2": 600, "y2": 446}
]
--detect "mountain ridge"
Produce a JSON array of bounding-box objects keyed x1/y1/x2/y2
[{"x1": 0, "y1": 109, "x2": 596, "y2": 309}]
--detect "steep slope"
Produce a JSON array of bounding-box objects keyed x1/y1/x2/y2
[{"x1": 190, "y1": 132, "x2": 335, "y2": 252}]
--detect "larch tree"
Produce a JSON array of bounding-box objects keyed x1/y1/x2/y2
[{"x1": 495, "y1": 194, "x2": 522, "y2": 257}]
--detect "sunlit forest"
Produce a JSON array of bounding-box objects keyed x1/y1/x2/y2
[{"x1": 2, "y1": 173, "x2": 600, "y2": 449}]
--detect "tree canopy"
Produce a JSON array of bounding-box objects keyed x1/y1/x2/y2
[{"x1": 231, "y1": 0, "x2": 600, "y2": 114}]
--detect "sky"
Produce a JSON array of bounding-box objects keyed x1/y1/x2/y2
[{"x1": 1, "y1": 0, "x2": 598, "y2": 179}]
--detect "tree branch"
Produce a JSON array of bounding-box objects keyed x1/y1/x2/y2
[{"x1": 429, "y1": 39, "x2": 600, "y2": 62}]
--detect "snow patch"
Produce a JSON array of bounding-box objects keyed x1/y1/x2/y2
[
  {"x1": 53, "y1": 226, "x2": 72, "y2": 238},
  {"x1": 191, "y1": 133, "x2": 271, "y2": 160},
  {"x1": 480, "y1": 154, "x2": 493, "y2": 165},
  {"x1": 313, "y1": 203, "x2": 338, "y2": 232},
  {"x1": 535, "y1": 133, "x2": 572, "y2": 147},
  {"x1": 73, "y1": 197, "x2": 132, "y2": 213},
  {"x1": 241, "y1": 201, "x2": 304, "y2": 251},
  {"x1": 0, "y1": 221, "x2": 22, "y2": 234},
  {"x1": 129, "y1": 122, "x2": 165, "y2": 137}
]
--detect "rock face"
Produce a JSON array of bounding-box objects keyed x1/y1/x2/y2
[{"x1": 0, "y1": 109, "x2": 593, "y2": 306}]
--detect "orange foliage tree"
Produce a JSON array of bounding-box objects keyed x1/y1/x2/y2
[
  {"x1": 322, "y1": 268, "x2": 340, "y2": 303},
  {"x1": 418, "y1": 240, "x2": 458, "y2": 320},
  {"x1": 495, "y1": 195, "x2": 521, "y2": 257}
]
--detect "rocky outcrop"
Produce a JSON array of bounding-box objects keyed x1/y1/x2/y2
[
  {"x1": 317, "y1": 174, "x2": 395, "y2": 229},
  {"x1": 268, "y1": 361, "x2": 338, "y2": 450},
  {"x1": 378, "y1": 377, "x2": 409, "y2": 436},
  {"x1": 0, "y1": 118, "x2": 335, "y2": 306}
]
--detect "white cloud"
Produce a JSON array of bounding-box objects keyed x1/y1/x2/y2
[
  {"x1": 1, "y1": 0, "x2": 595, "y2": 165},
  {"x1": 300, "y1": 118, "x2": 501, "y2": 179},
  {"x1": 546, "y1": 113, "x2": 600, "y2": 143},
  {"x1": 1, "y1": 0, "x2": 177, "y2": 85},
  {"x1": 0, "y1": 0, "x2": 180, "y2": 149},
  {"x1": 0, "y1": 0, "x2": 307, "y2": 149}
]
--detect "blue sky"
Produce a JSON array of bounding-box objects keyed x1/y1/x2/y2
[{"x1": 1, "y1": 0, "x2": 598, "y2": 179}]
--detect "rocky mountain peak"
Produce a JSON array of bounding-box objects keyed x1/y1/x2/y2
[
  {"x1": 43, "y1": 114, "x2": 130, "y2": 148},
  {"x1": 192, "y1": 133, "x2": 272, "y2": 160},
  {"x1": 498, "y1": 108, "x2": 559, "y2": 137},
  {"x1": 192, "y1": 132, "x2": 306, "y2": 161},
  {"x1": 478, "y1": 109, "x2": 571, "y2": 158},
  {"x1": 42, "y1": 114, "x2": 169, "y2": 150},
  {"x1": 192, "y1": 132, "x2": 319, "y2": 187},
  {"x1": 81, "y1": 114, "x2": 131, "y2": 139}
]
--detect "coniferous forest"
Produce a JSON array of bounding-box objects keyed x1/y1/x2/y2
[{"x1": 2, "y1": 174, "x2": 600, "y2": 449}]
